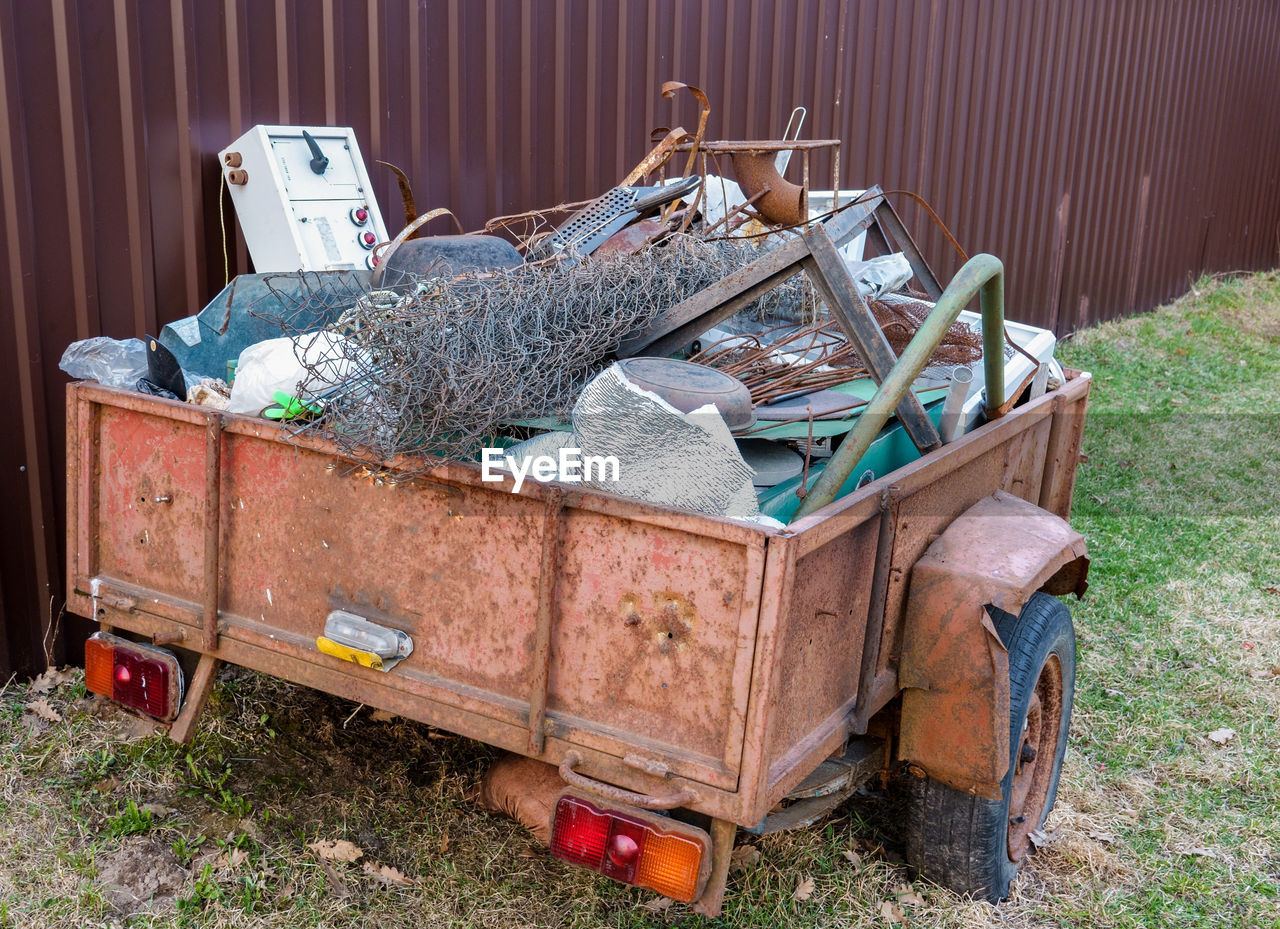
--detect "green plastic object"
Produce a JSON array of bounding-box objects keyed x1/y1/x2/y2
[
  {"x1": 262, "y1": 391, "x2": 322, "y2": 421},
  {"x1": 759, "y1": 401, "x2": 945, "y2": 524}
]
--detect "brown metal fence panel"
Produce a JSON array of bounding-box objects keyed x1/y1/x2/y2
[{"x1": 1, "y1": 0, "x2": 1278, "y2": 675}]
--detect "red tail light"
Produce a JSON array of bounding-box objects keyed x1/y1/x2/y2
[
  {"x1": 550, "y1": 794, "x2": 711, "y2": 903},
  {"x1": 83, "y1": 632, "x2": 184, "y2": 722}
]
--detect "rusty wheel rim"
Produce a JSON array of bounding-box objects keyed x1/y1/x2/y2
[{"x1": 1007, "y1": 653, "x2": 1064, "y2": 862}]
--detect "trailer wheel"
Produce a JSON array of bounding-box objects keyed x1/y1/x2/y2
[{"x1": 903, "y1": 592, "x2": 1075, "y2": 901}]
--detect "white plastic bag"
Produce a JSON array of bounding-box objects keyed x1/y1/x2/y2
[
  {"x1": 59, "y1": 337, "x2": 148, "y2": 389},
  {"x1": 844, "y1": 252, "x2": 914, "y2": 300},
  {"x1": 228, "y1": 331, "x2": 357, "y2": 416}
]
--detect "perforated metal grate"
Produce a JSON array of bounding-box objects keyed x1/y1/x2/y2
[{"x1": 549, "y1": 187, "x2": 639, "y2": 254}]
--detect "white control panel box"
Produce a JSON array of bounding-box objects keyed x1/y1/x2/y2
[{"x1": 219, "y1": 125, "x2": 390, "y2": 272}]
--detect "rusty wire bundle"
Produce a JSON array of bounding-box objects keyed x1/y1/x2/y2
[
  {"x1": 692, "y1": 295, "x2": 984, "y2": 405},
  {"x1": 257, "y1": 234, "x2": 816, "y2": 469},
  {"x1": 689, "y1": 320, "x2": 866, "y2": 403}
]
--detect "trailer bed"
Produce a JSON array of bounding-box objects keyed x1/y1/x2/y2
[{"x1": 66, "y1": 369, "x2": 1089, "y2": 827}]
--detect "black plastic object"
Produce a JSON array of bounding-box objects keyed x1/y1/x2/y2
[
  {"x1": 302, "y1": 130, "x2": 329, "y2": 175},
  {"x1": 372, "y1": 235, "x2": 523, "y2": 290},
  {"x1": 134, "y1": 378, "x2": 182, "y2": 401},
  {"x1": 144, "y1": 335, "x2": 187, "y2": 398}
]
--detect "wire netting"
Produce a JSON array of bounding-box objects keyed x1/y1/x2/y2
[{"x1": 257, "y1": 234, "x2": 808, "y2": 470}]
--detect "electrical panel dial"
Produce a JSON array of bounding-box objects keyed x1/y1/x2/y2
[{"x1": 218, "y1": 125, "x2": 391, "y2": 272}]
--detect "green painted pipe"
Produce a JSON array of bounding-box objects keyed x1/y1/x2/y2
[{"x1": 793, "y1": 254, "x2": 1007, "y2": 520}]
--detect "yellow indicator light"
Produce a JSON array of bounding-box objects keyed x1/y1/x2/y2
[{"x1": 316, "y1": 636, "x2": 384, "y2": 669}]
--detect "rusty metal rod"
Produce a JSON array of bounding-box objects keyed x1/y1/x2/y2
[
  {"x1": 794, "y1": 255, "x2": 1006, "y2": 519},
  {"x1": 558, "y1": 751, "x2": 698, "y2": 810},
  {"x1": 527, "y1": 489, "x2": 564, "y2": 755},
  {"x1": 201, "y1": 414, "x2": 223, "y2": 650}
]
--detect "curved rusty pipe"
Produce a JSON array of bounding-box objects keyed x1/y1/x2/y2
[
  {"x1": 731, "y1": 150, "x2": 806, "y2": 226},
  {"x1": 793, "y1": 254, "x2": 1007, "y2": 520}
]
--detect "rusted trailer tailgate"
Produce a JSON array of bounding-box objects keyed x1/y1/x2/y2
[{"x1": 67, "y1": 383, "x2": 767, "y2": 792}]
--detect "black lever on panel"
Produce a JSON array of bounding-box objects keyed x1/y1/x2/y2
[{"x1": 302, "y1": 129, "x2": 329, "y2": 175}]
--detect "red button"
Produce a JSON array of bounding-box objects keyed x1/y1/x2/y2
[
  {"x1": 356, "y1": 208, "x2": 368, "y2": 222},
  {"x1": 363, "y1": 231, "x2": 376, "y2": 244}
]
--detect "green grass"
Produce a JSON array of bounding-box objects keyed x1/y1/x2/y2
[{"x1": 1, "y1": 272, "x2": 1279, "y2": 927}]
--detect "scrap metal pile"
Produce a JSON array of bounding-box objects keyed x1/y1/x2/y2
[
  {"x1": 62, "y1": 81, "x2": 1035, "y2": 524},
  {"x1": 249, "y1": 83, "x2": 983, "y2": 475}
]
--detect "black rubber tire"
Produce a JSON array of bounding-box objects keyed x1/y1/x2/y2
[{"x1": 903, "y1": 592, "x2": 1076, "y2": 901}]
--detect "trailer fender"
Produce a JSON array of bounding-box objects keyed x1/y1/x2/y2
[{"x1": 897, "y1": 491, "x2": 1088, "y2": 799}]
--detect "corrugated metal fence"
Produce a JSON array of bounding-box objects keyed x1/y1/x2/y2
[{"x1": 1, "y1": 0, "x2": 1278, "y2": 675}]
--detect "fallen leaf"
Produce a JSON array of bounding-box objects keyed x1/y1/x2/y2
[
  {"x1": 1206, "y1": 727, "x2": 1236, "y2": 745},
  {"x1": 841, "y1": 848, "x2": 862, "y2": 867},
  {"x1": 439, "y1": 831, "x2": 449, "y2": 854},
  {"x1": 25, "y1": 698, "x2": 61, "y2": 722},
  {"x1": 1028, "y1": 828, "x2": 1049, "y2": 848},
  {"x1": 642, "y1": 896, "x2": 675, "y2": 913},
  {"x1": 729, "y1": 845, "x2": 760, "y2": 872},
  {"x1": 216, "y1": 848, "x2": 249, "y2": 870},
  {"x1": 1087, "y1": 829, "x2": 1116, "y2": 844},
  {"x1": 1177, "y1": 845, "x2": 1218, "y2": 859},
  {"x1": 1260, "y1": 586, "x2": 1279, "y2": 596},
  {"x1": 792, "y1": 875, "x2": 815, "y2": 902},
  {"x1": 140, "y1": 803, "x2": 173, "y2": 820},
  {"x1": 29, "y1": 666, "x2": 76, "y2": 694},
  {"x1": 316, "y1": 858, "x2": 350, "y2": 898},
  {"x1": 893, "y1": 882, "x2": 926, "y2": 906},
  {"x1": 369, "y1": 708, "x2": 397, "y2": 723},
  {"x1": 362, "y1": 861, "x2": 415, "y2": 887},
  {"x1": 92, "y1": 777, "x2": 119, "y2": 793},
  {"x1": 880, "y1": 899, "x2": 905, "y2": 923},
  {"x1": 307, "y1": 839, "x2": 363, "y2": 862}
]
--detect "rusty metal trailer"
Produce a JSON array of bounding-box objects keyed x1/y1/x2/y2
[{"x1": 65, "y1": 347, "x2": 1089, "y2": 913}]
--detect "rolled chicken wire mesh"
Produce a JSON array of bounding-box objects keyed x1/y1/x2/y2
[
  {"x1": 255, "y1": 234, "x2": 811, "y2": 471},
  {"x1": 254, "y1": 234, "x2": 980, "y2": 474}
]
